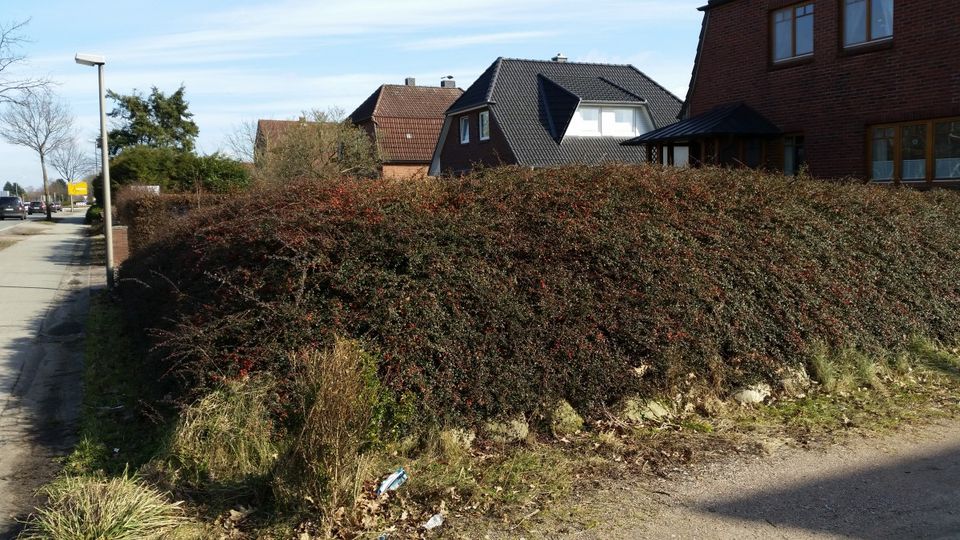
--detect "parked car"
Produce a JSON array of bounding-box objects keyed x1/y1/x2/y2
[
  {"x1": 28, "y1": 201, "x2": 45, "y2": 215},
  {"x1": 0, "y1": 196, "x2": 26, "y2": 220}
]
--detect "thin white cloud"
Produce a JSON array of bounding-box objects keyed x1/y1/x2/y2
[{"x1": 403, "y1": 31, "x2": 554, "y2": 51}]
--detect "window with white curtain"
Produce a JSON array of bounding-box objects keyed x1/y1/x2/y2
[
  {"x1": 569, "y1": 106, "x2": 600, "y2": 135},
  {"x1": 901, "y1": 124, "x2": 927, "y2": 181},
  {"x1": 871, "y1": 119, "x2": 960, "y2": 182},
  {"x1": 479, "y1": 110, "x2": 490, "y2": 141},
  {"x1": 871, "y1": 127, "x2": 895, "y2": 181},
  {"x1": 459, "y1": 116, "x2": 470, "y2": 144},
  {"x1": 566, "y1": 105, "x2": 651, "y2": 137},
  {"x1": 935, "y1": 121, "x2": 960, "y2": 180},
  {"x1": 845, "y1": 0, "x2": 893, "y2": 47}
]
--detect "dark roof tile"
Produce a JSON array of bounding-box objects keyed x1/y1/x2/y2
[
  {"x1": 623, "y1": 102, "x2": 781, "y2": 145},
  {"x1": 445, "y1": 58, "x2": 682, "y2": 167}
]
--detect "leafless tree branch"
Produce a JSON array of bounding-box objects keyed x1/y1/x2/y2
[
  {"x1": 0, "y1": 90, "x2": 75, "y2": 219},
  {"x1": 0, "y1": 19, "x2": 50, "y2": 105}
]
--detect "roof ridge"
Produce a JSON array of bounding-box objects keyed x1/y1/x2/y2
[
  {"x1": 625, "y1": 64, "x2": 684, "y2": 112},
  {"x1": 380, "y1": 84, "x2": 463, "y2": 90},
  {"x1": 500, "y1": 56, "x2": 633, "y2": 67},
  {"x1": 370, "y1": 84, "x2": 386, "y2": 116},
  {"x1": 597, "y1": 77, "x2": 646, "y2": 102},
  {"x1": 484, "y1": 57, "x2": 504, "y2": 103}
]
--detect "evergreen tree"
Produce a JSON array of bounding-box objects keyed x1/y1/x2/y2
[{"x1": 107, "y1": 85, "x2": 199, "y2": 154}]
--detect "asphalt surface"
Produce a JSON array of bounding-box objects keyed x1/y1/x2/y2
[{"x1": 0, "y1": 214, "x2": 101, "y2": 538}]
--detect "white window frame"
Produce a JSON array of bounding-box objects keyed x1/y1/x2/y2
[
  {"x1": 459, "y1": 116, "x2": 470, "y2": 144},
  {"x1": 566, "y1": 104, "x2": 652, "y2": 138},
  {"x1": 479, "y1": 110, "x2": 490, "y2": 141}
]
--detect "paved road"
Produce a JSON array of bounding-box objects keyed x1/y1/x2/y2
[{"x1": 0, "y1": 215, "x2": 101, "y2": 538}]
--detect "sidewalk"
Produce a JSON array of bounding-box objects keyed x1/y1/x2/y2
[{"x1": 0, "y1": 215, "x2": 104, "y2": 538}]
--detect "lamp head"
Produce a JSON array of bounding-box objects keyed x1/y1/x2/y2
[{"x1": 74, "y1": 53, "x2": 105, "y2": 66}]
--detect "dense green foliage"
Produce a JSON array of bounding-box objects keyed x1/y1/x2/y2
[
  {"x1": 107, "y1": 85, "x2": 199, "y2": 154},
  {"x1": 84, "y1": 204, "x2": 102, "y2": 224},
  {"x1": 108, "y1": 146, "x2": 249, "y2": 193},
  {"x1": 3, "y1": 181, "x2": 26, "y2": 197},
  {"x1": 118, "y1": 165, "x2": 960, "y2": 423}
]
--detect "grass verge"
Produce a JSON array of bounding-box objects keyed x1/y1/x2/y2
[
  {"x1": 62, "y1": 294, "x2": 167, "y2": 476},
  {"x1": 27, "y1": 286, "x2": 960, "y2": 538}
]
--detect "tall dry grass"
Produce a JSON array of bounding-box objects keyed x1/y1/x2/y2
[{"x1": 273, "y1": 338, "x2": 377, "y2": 517}]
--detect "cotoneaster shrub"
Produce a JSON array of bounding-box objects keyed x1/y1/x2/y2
[
  {"x1": 117, "y1": 164, "x2": 960, "y2": 423},
  {"x1": 115, "y1": 190, "x2": 227, "y2": 254}
]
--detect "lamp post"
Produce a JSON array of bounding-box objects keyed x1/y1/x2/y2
[{"x1": 75, "y1": 53, "x2": 114, "y2": 289}]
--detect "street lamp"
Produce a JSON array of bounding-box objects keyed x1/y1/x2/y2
[{"x1": 75, "y1": 53, "x2": 114, "y2": 289}]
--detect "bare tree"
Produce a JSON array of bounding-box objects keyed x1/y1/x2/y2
[
  {"x1": 0, "y1": 19, "x2": 49, "y2": 105},
  {"x1": 224, "y1": 119, "x2": 257, "y2": 163},
  {"x1": 0, "y1": 90, "x2": 74, "y2": 219},
  {"x1": 254, "y1": 108, "x2": 380, "y2": 182},
  {"x1": 50, "y1": 140, "x2": 94, "y2": 207}
]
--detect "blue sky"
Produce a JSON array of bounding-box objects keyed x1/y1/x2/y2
[{"x1": 1, "y1": 0, "x2": 705, "y2": 187}]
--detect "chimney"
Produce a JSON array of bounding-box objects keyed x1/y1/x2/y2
[
  {"x1": 404, "y1": 77, "x2": 416, "y2": 86},
  {"x1": 551, "y1": 52, "x2": 568, "y2": 63},
  {"x1": 440, "y1": 75, "x2": 456, "y2": 89}
]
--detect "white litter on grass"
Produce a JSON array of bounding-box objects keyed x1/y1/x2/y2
[
  {"x1": 423, "y1": 513, "x2": 444, "y2": 530},
  {"x1": 376, "y1": 467, "x2": 408, "y2": 495}
]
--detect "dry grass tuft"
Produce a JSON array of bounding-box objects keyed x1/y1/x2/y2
[
  {"x1": 165, "y1": 377, "x2": 278, "y2": 488},
  {"x1": 20, "y1": 472, "x2": 185, "y2": 540}
]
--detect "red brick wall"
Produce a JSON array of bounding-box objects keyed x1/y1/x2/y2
[
  {"x1": 112, "y1": 225, "x2": 129, "y2": 267},
  {"x1": 382, "y1": 164, "x2": 429, "y2": 179},
  {"x1": 688, "y1": 0, "x2": 960, "y2": 179},
  {"x1": 437, "y1": 108, "x2": 516, "y2": 174}
]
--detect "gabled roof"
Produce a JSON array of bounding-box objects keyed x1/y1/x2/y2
[
  {"x1": 443, "y1": 57, "x2": 683, "y2": 167},
  {"x1": 349, "y1": 84, "x2": 463, "y2": 163},
  {"x1": 622, "y1": 102, "x2": 781, "y2": 145}
]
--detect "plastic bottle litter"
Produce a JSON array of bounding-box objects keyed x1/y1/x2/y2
[
  {"x1": 423, "y1": 513, "x2": 444, "y2": 530},
  {"x1": 375, "y1": 467, "x2": 408, "y2": 495}
]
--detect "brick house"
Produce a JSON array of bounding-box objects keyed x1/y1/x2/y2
[
  {"x1": 349, "y1": 79, "x2": 463, "y2": 179},
  {"x1": 254, "y1": 118, "x2": 314, "y2": 159},
  {"x1": 429, "y1": 56, "x2": 683, "y2": 175},
  {"x1": 627, "y1": 0, "x2": 960, "y2": 185}
]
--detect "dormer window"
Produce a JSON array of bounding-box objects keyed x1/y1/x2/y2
[{"x1": 566, "y1": 105, "x2": 651, "y2": 138}]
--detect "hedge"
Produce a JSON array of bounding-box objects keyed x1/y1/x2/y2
[
  {"x1": 115, "y1": 190, "x2": 227, "y2": 254},
  {"x1": 117, "y1": 164, "x2": 960, "y2": 423}
]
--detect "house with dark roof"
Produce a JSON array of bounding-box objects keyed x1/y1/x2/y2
[
  {"x1": 349, "y1": 79, "x2": 463, "y2": 179},
  {"x1": 429, "y1": 56, "x2": 683, "y2": 176},
  {"x1": 627, "y1": 0, "x2": 960, "y2": 185}
]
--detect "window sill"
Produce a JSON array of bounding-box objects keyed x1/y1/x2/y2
[
  {"x1": 768, "y1": 55, "x2": 814, "y2": 71},
  {"x1": 842, "y1": 38, "x2": 893, "y2": 57}
]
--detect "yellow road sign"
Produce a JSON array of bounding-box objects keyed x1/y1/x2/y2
[{"x1": 68, "y1": 181, "x2": 88, "y2": 196}]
